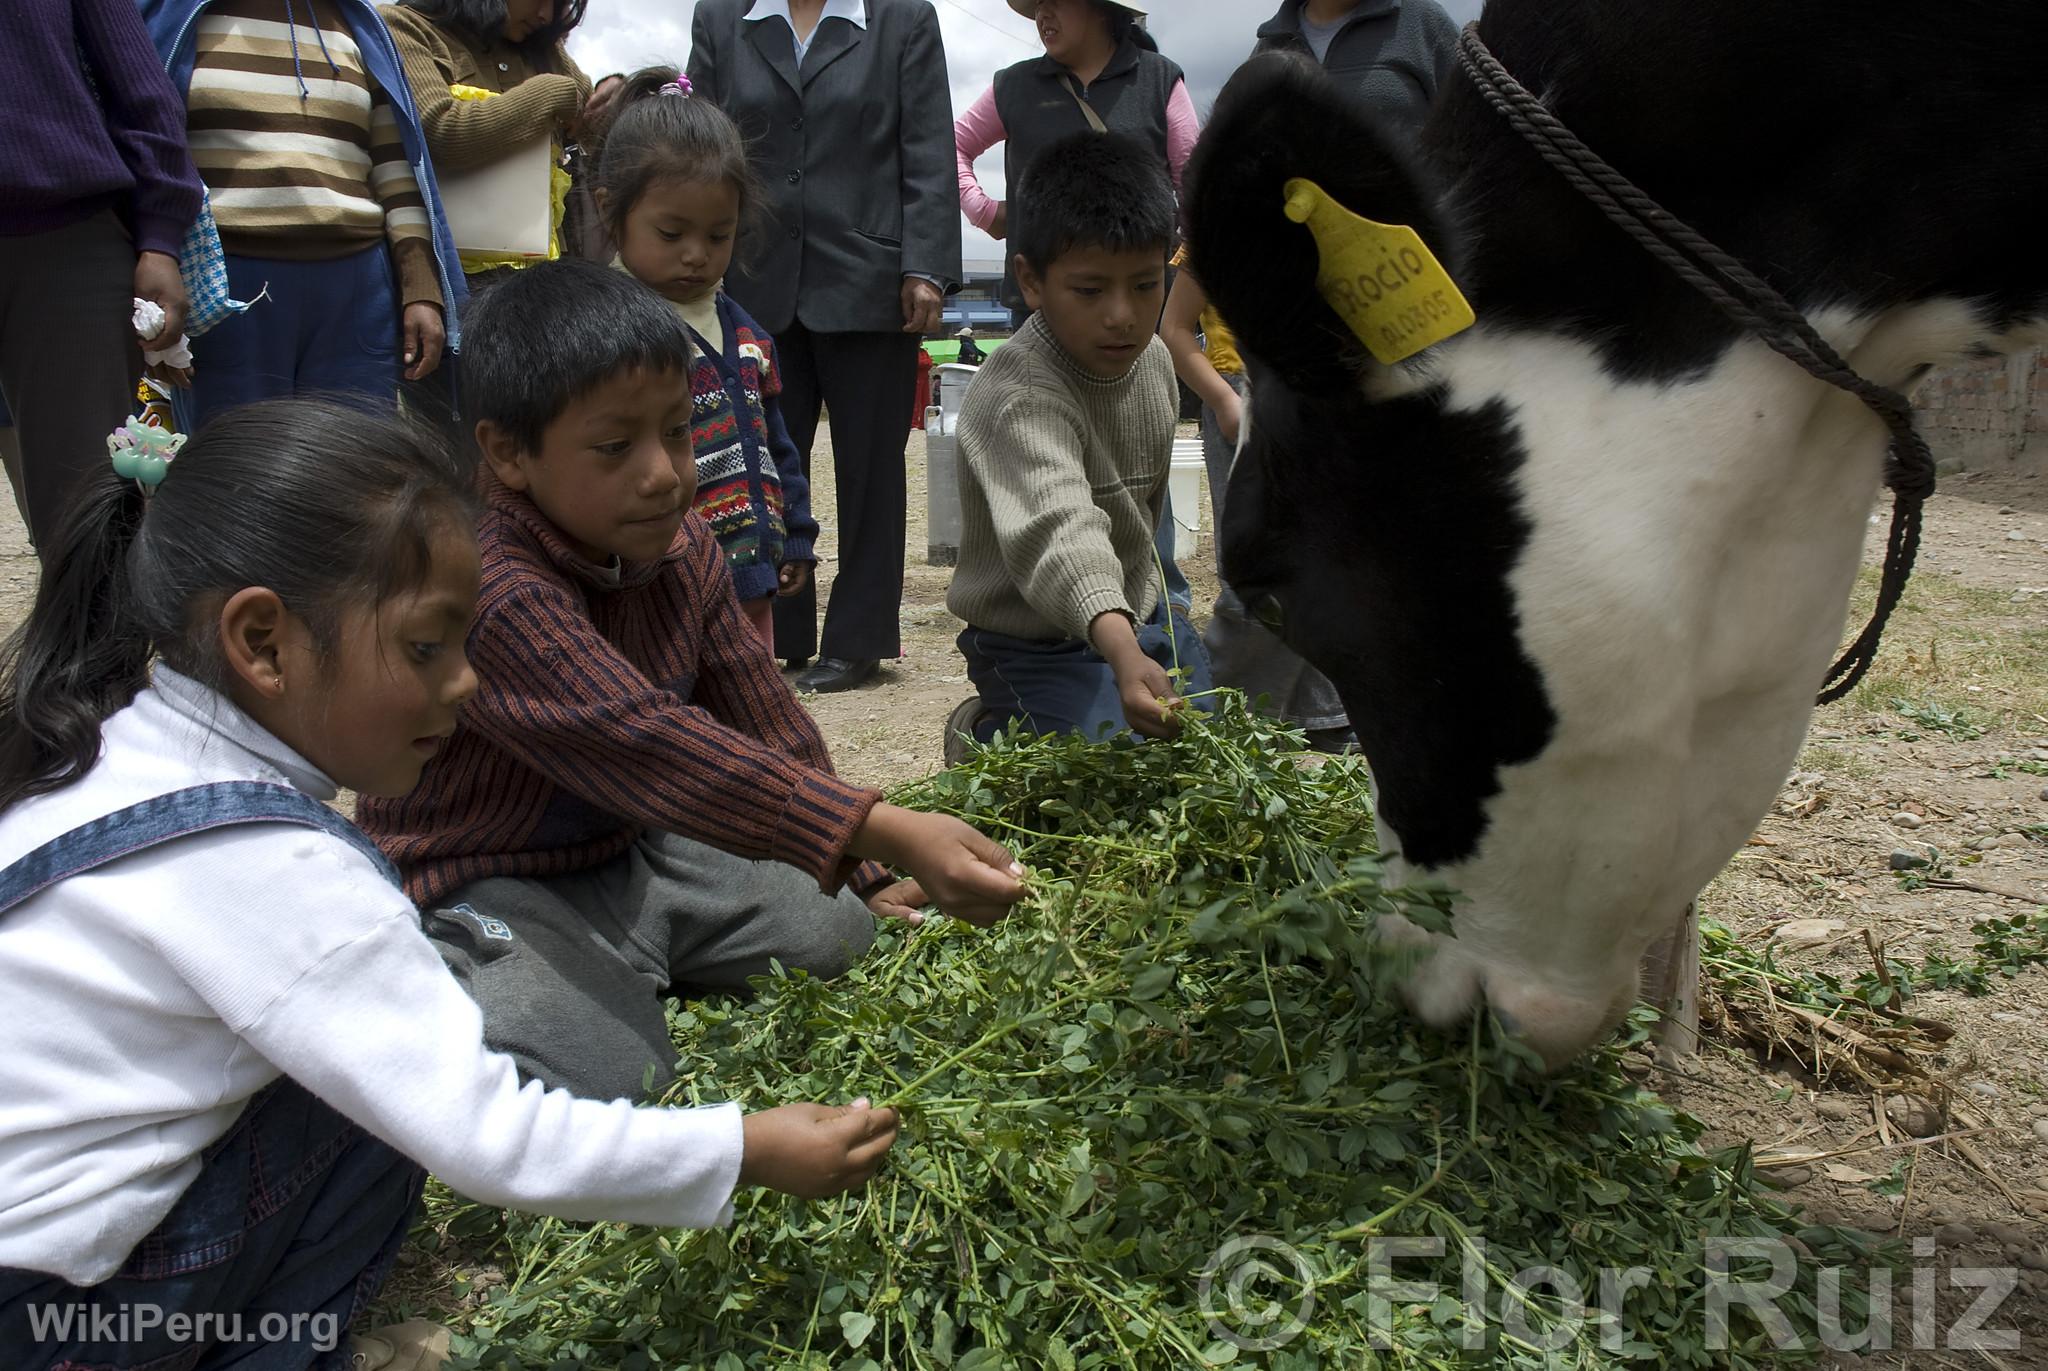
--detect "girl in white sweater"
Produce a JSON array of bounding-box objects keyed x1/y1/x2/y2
[{"x1": 0, "y1": 400, "x2": 897, "y2": 1369}]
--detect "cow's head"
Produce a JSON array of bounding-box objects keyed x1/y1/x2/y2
[{"x1": 1184, "y1": 52, "x2": 1917, "y2": 1066}]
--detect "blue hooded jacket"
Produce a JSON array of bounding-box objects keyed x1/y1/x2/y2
[{"x1": 140, "y1": 0, "x2": 468, "y2": 350}]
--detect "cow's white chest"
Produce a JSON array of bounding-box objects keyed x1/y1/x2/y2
[{"x1": 1382, "y1": 302, "x2": 1980, "y2": 1001}]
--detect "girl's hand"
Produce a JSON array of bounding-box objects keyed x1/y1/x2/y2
[
  {"x1": 1216, "y1": 389, "x2": 1243, "y2": 447},
  {"x1": 739, "y1": 1099, "x2": 899, "y2": 1199},
  {"x1": 579, "y1": 74, "x2": 625, "y2": 140},
  {"x1": 777, "y1": 561, "x2": 813, "y2": 596},
  {"x1": 853, "y1": 804, "x2": 1024, "y2": 928},
  {"x1": 865, "y1": 878, "x2": 928, "y2": 926},
  {"x1": 402, "y1": 303, "x2": 446, "y2": 381}
]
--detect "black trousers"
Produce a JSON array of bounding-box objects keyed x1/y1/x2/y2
[
  {"x1": 770, "y1": 325, "x2": 918, "y2": 663},
  {"x1": 0, "y1": 210, "x2": 143, "y2": 552}
]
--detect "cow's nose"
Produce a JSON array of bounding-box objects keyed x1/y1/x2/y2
[{"x1": 1485, "y1": 975, "x2": 1630, "y2": 1072}]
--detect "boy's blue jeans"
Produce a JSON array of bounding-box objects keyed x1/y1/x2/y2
[
  {"x1": 0, "y1": 783, "x2": 424, "y2": 1370},
  {"x1": 958, "y1": 603, "x2": 1213, "y2": 744}
]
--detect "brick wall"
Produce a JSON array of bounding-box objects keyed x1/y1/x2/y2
[{"x1": 1910, "y1": 348, "x2": 2046, "y2": 474}]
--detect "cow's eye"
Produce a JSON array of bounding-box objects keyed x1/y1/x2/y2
[{"x1": 1252, "y1": 594, "x2": 1285, "y2": 631}]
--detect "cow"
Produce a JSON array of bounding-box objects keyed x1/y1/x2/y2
[{"x1": 1183, "y1": 1, "x2": 2046, "y2": 1068}]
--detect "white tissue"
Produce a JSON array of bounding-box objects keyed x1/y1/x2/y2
[{"x1": 132, "y1": 297, "x2": 192, "y2": 370}]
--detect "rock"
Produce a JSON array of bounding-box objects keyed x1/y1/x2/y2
[
  {"x1": 1890, "y1": 811, "x2": 1925, "y2": 830},
  {"x1": 1991, "y1": 1011, "x2": 2026, "y2": 1024},
  {"x1": 1817, "y1": 1098, "x2": 1858, "y2": 1122},
  {"x1": 2035, "y1": 1119, "x2": 2048, "y2": 1145},
  {"x1": 1889, "y1": 849, "x2": 1932, "y2": 870},
  {"x1": 2039, "y1": 786, "x2": 2048, "y2": 803},
  {"x1": 1774, "y1": 917, "x2": 1847, "y2": 948},
  {"x1": 1967, "y1": 1080, "x2": 2002, "y2": 1100},
  {"x1": 2009, "y1": 529, "x2": 2030, "y2": 541},
  {"x1": 2022, "y1": 1251, "x2": 2048, "y2": 1274},
  {"x1": 1885, "y1": 1094, "x2": 1945, "y2": 1138},
  {"x1": 1759, "y1": 1164, "x2": 1813, "y2": 1190},
  {"x1": 1934, "y1": 1222, "x2": 1978, "y2": 1247},
  {"x1": 1984, "y1": 1223, "x2": 2030, "y2": 1248}
]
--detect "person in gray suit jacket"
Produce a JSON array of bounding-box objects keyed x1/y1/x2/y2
[{"x1": 689, "y1": 0, "x2": 961, "y2": 693}]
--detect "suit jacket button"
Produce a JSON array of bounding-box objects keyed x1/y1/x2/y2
[
  {"x1": 497, "y1": 61, "x2": 509, "y2": 71},
  {"x1": 790, "y1": 116, "x2": 804, "y2": 130},
  {"x1": 787, "y1": 170, "x2": 802, "y2": 184},
  {"x1": 787, "y1": 226, "x2": 800, "y2": 239}
]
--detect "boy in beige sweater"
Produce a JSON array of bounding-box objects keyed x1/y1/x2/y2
[{"x1": 943, "y1": 133, "x2": 1212, "y2": 763}]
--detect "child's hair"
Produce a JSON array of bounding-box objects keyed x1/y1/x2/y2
[
  {"x1": 1015, "y1": 132, "x2": 1177, "y2": 275},
  {"x1": 598, "y1": 66, "x2": 760, "y2": 246},
  {"x1": 0, "y1": 402, "x2": 479, "y2": 811},
  {"x1": 397, "y1": 0, "x2": 586, "y2": 53},
  {"x1": 461, "y1": 258, "x2": 697, "y2": 455}
]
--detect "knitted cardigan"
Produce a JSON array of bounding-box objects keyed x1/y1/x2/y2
[{"x1": 683, "y1": 292, "x2": 819, "y2": 602}]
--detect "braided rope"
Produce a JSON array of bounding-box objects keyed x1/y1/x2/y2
[{"x1": 1454, "y1": 23, "x2": 1933, "y2": 704}]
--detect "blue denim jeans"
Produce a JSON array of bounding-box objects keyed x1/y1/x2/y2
[
  {"x1": 0, "y1": 784, "x2": 423, "y2": 1370},
  {"x1": 958, "y1": 603, "x2": 1213, "y2": 745}
]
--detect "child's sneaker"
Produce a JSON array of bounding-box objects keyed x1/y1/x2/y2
[
  {"x1": 942, "y1": 697, "x2": 985, "y2": 768},
  {"x1": 349, "y1": 1320, "x2": 452, "y2": 1371}
]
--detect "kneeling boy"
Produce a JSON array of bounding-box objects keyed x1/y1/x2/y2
[
  {"x1": 359, "y1": 260, "x2": 1023, "y2": 1102},
  {"x1": 944, "y1": 133, "x2": 1212, "y2": 762}
]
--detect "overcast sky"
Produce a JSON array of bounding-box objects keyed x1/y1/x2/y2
[{"x1": 568, "y1": 0, "x2": 1483, "y2": 268}]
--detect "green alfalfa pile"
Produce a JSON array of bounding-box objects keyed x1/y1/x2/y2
[{"x1": 419, "y1": 694, "x2": 1888, "y2": 1369}]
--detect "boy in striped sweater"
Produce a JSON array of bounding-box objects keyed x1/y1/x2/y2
[{"x1": 356, "y1": 261, "x2": 1026, "y2": 1103}]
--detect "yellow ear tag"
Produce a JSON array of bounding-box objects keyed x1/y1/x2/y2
[{"x1": 1283, "y1": 177, "x2": 1475, "y2": 365}]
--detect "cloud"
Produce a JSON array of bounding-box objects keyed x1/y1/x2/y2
[{"x1": 568, "y1": 0, "x2": 1481, "y2": 272}]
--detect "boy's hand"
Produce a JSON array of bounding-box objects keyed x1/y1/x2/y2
[
  {"x1": 402, "y1": 303, "x2": 446, "y2": 381},
  {"x1": 777, "y1": 561, "x2": 813, "y2": 596},
  {"x1": 1114, "y1": 655, "x2": 1182, "y2": 738},
  {"x1": 739, "y1": 1099, "x2": 898, "y2": 1199},
  {"x1": 865, "y1": 878, "x2": 927, "y2": 926},
  {"x1": 853, "y1": 804, "x2": 1024, "y2": 928},
  {"x1": 1089, "y1": 609, "x2": 1181, "y2": 738}
]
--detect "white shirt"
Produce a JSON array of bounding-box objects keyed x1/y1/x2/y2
[
  {"x1": 0, "y1": 669, "x2": 743, "y2": 1284},
  {"x1": 743, "y1": 0, "x2": 868, "y2": 66}
]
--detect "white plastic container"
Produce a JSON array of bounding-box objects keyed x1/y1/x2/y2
[{"x1": 1167, "y1": 437, "x2": 1205, "y2": 560}]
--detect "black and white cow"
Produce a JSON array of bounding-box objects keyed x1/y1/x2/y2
[{"x1": 1184, "y1": 1, "x2": 2046, "y2": 1067}]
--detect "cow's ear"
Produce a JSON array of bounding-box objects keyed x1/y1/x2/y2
[{"x1": 1185, "y1": 53, "x2": 1457, "y2": 396}]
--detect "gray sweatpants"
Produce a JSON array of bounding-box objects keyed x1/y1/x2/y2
[{"x1": 425, "y1": 831, "x2": 877, "y2": 1101}]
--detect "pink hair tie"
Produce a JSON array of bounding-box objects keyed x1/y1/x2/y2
[{"x1": 660, "y1": 76, "x2": 692, "y2": 98}]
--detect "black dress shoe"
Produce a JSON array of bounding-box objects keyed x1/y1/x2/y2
[{"x1": 794, "y1": 657, "x2": 879, "y2": 694}]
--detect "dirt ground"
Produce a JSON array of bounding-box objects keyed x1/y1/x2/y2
[{"x1": 6, "y1": 428, "x2": 2043, "y2": 1364}]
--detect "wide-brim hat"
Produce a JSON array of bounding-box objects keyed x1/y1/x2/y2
[{"x1": 1007, "y1": 0, "x2": 1147, "y2": 19}]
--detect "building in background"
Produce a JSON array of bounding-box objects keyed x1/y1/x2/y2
[{"x1": 1915, "y1": 349, "x2": 2046, "y2": 475}]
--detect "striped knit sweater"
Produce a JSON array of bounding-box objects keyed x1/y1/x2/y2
[
  {"x1": 355, "y1": 475, "x2": 889, "y2": 907},
  {"x1": 946, "y1": 313, "x2": 1178, "y2": 642},
  {"x1": 186, "y1": 0, "x2": 439, "y2": 304}
]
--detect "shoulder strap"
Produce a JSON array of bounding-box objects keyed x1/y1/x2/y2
[
  {"x1": 0, "y1": 782, "x2": 400, "y2": 919},
  {"x1": 1062, "y1": 74, "x2": 1109, "y2": 134}
]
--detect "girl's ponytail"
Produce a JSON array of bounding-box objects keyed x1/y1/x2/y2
[{"x1": 0, "y1": 470, "x2": 154, "y2": 811}]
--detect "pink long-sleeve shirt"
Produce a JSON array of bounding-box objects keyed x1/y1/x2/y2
[{"x1": 953, "y1": 78, "x2": 1199, "y2": 232}]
